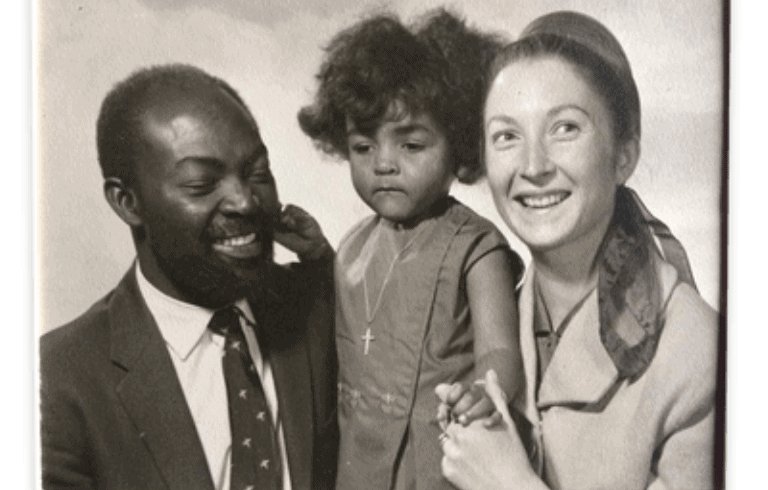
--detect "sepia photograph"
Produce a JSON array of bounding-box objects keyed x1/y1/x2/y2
[{"x1": 34, "y1": 0, "x2": 729, "y2": 488}]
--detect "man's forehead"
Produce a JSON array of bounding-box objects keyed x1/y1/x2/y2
[
  {"x1": 144, "y1": 81, "x2": 254, "y2": 121},
  {"x1": 140, "y1": 86, "x2": 259, "y2": 135}
]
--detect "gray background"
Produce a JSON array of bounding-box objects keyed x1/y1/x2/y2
[{"x1": 37, "y1": 0, "x2": 724, "y2": 331}]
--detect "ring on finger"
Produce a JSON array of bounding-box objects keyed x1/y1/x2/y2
[{"x1": 438, "y1": 431, "x2": 449, "y2": 445}]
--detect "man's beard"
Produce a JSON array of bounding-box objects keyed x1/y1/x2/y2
[{"x1": 155, "y1": 235, "x2": 275, "y2": 309}]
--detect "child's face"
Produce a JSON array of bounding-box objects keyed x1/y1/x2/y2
[{"x1": 346, "y1": 107, "x2": 453, "y2": 224}]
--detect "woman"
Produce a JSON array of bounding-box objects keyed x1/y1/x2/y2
[{"x1": 437, "y1": 11, "x2": 719, "y2": 490}]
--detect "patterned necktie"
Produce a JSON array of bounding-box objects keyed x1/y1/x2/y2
[{"x1": 208, "y1": 306, "x2": 282, "y2": 490}]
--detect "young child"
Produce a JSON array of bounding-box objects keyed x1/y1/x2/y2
[{"x1": 299, "y1": 10, "x2": 524, "y2": 490}]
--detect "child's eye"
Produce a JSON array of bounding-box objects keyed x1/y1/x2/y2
[
  {"x1": 350, "y1": 143, "x2": 374, "y2": 155},
  {"x1": 402, "y1": 142, "x2": 426, "y2": 152}
]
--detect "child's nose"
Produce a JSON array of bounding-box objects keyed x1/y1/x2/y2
[{"x1": 373, "y1": 148, "x2": 398, "y2": 175}]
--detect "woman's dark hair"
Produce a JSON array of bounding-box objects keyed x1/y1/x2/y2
[
  {"x1": 298, "y1": 8, "x2": 505, "y2": 184},
  {"x1": 487, "y1": 33, "x2": 641, "y2": 145}
]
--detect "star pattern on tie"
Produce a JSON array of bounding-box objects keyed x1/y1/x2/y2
[{"x1": 207, "y1": 306, "x2": 283, "y2": 490}]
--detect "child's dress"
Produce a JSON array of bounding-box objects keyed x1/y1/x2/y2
[{"x1": 335, "y1": 196, "x2": 522, "y2": 490}]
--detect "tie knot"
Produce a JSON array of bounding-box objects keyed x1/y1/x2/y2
[{"x1": 207, "y1": 306, "x2": 243, "y2": 337}]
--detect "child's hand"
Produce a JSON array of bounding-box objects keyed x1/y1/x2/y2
[
  {"x1": 273, "y1": 204, "x2": 333, "y2": 261},
  {"x1": 435, "y1": 381, "x2": 503, "y2": 430}
]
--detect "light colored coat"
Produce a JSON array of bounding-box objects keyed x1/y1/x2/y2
[{"x1": 516, "y1": 251, "x2": 719, "y2": 490}]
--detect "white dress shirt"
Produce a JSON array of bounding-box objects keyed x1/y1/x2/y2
[{"x1": 136, "y1": 263, "x2": 292, "y2": 490}]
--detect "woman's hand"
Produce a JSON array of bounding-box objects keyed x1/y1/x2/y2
[
  {"x1": 273, "y1": 204, "x2": 333, "y2": 261},
  {"x1": 439, "y1": 370, "x2": 547, "y2": 490}
]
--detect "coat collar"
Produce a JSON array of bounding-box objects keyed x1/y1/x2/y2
[
  {"x1": 519, "y1": 257, "x2": 680, "y2": 410},
  {"x1": 517, "y1": 188, "x2": 690, "y2": 411},
  {"x1": 518, "y1": 268, "x2": 620, "y2": 411},
  {"x1": 108, "y1": 263, "x2": 215, "y2": 490}
]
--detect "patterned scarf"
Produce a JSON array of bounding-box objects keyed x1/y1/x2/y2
[{"x1": 598, "y1": 186, "x2": 698, "y2": 380}]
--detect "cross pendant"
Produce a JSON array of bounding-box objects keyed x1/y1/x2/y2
[{"x1": 361, "y1": 328, "x2": 375, "y2": 355}]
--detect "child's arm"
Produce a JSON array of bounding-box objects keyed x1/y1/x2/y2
[{"x1": 437, "y1": 247, "x2": 523, "y2": 426}]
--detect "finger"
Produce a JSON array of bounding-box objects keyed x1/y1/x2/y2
[
  {"x1": 481, "y1": 411, "x2": 503, "y2": 428},
  {"x1": 279, "y1": 205, "x2": 302, "y2": 226},
  {"x1": 483, "y1": 369, "x2": 514, "y2": 427},
  {"x1": 444, "y1": 420, "x2": 462, "y2": 439},
  {"x1": 282, "y1": 204, "x2": 314, "y2": 226},
  {"x1": 442, "y1": 426, "x2": 462, "y2": 459},
  {"x1": 446, "y1": 382, "x2": 468, "y2": 405},
  {"x1": 436, "y1": 403, "x2": 450, "y2": 430},
  {"x1": 282, "y1": 203, "x2": 307, "y2": 215},
  {"x1": 435, "y1": 383, "x2": 452, "y2": 403},
  {"x1": 450, "y1": 387, "x2": 484, "y2": 421},
  {"x1": 279, "y1": 214, "x2": 297, "y2": 230},
  {"x1": 457, "y1": 397, "x2": 494, "y2": 426},
  {"x1": 438, "y1": 430, "x2": 450, "y2": 448}
]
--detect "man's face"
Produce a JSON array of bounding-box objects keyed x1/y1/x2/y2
[{"x1": 131, "y1": 86, "x2": 281, "y2": 308}]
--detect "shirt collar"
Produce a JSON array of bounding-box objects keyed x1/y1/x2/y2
[{"x1": 135, "y1": 261, "x2": 255, "y2": 360}]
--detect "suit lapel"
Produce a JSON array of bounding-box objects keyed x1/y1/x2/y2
[
  {"x1": 257, "y1": 271, "x2": 314, "y2": 490},
  {"x1": 109, "y1": 267, "x2": 215, "y2": 490},
  {"x1": 271, "y1": 337, "x2": 313, "y2": 490}
]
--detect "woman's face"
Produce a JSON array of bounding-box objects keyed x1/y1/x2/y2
[{"x1": 484, "y1": 56, "x2": 635, "y2": 254}]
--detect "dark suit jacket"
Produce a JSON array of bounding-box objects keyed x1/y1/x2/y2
[{"x1": 41, "y1": 259, "x2": 338, "y2": 490}]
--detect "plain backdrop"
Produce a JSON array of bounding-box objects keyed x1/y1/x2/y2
[{"x1": 36, "y1": 0, "x2": 725, "y2": 332}]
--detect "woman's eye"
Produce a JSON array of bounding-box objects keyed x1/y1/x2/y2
[
  {"x1": 491, "y1": 130, "x2": 519, "y2": 148},
  {"x1": 552, "y1": 122, "x2": 580, "y2": 138}
]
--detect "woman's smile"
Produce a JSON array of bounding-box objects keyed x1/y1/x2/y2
[{"x1": 514, "y1": 190, "x2": 570, "y2": 209}]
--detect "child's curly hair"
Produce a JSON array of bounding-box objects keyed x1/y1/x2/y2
[{"x1": 298, "y1": 8, "x2": 506, "y2": 184}]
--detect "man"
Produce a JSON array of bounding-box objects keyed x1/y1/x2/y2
[{"x1": 40, "y1": 64, "x2": 338, "y2": 490}]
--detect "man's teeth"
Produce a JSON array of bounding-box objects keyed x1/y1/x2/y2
[
  {"x1": 520, "y1": 193, "x2": 568, "y2": 208},
  {"x1": 216, "y1": 233, "x2": 257, "y2": 247}
]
